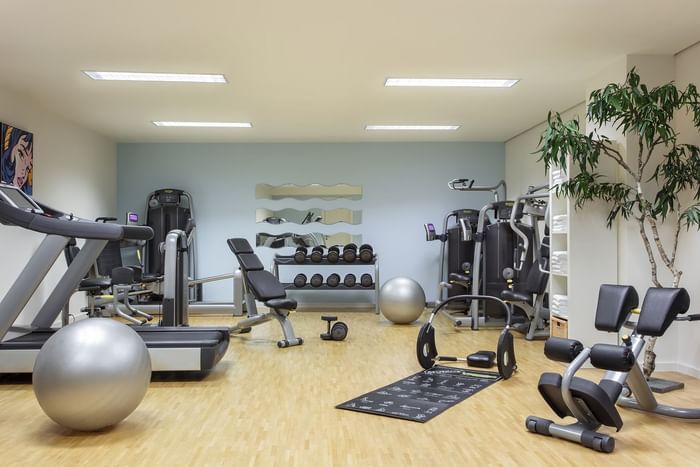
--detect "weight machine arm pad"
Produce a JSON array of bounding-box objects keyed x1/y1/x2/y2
[
  {"x1": 589, "y1": 343, "x2": 636, "y2": 372},
  {"x1": 544, "y1": 337, "x2": 584, "y2": 363}
]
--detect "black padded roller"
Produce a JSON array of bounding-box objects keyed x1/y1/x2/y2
[
  {"x1": 342, "y1": 243, "x2": 357, "y2": 262},
  {"x1": 326, "y1": 273, "x2": 340, "y2": 288},
  {"x1": 311, "y1": 246, "x2": 325, "y2": 263},
  {"x1": 343, "y1": 273, "x2": 356, "y2": 287},
  {"x1": 358, "y1": 244, "x2": 374, "y2": 263},
  {"x1": 293, "y1": 273, "x2": 307, "y2": 288},
  {"x1": 294, "y1": 246, "x2": 307, "y2": 264},
  {"x1": 327, "y1": 246, "x2": 340, "y2": 263},
  {"x1": 544, "y1": 337, "x2": 584, "y2": 363},
  {"x1": 360, "y1": 273, "x2": 373, "y2": 287},
  {"x1": 310, "y1": 273, "x2": 324, "y2": 287},
  {"x1": 589, "y1": 343, "x2": 636, "y2": 372}
]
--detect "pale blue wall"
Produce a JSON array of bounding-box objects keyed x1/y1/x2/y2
[{"x1": 117, "y1": 142, "x2": 505, "y2": 303}]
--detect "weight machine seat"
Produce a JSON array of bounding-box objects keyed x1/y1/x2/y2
[
  {"x1": 265, "y1": 298, "x2": 297, "y2": 311},
  {"x1": 227, "y1": 237, "x2": 254, "y2": 255},
  {"x1": 78, "y1": 277, "x2": 113, "y2": 292},
  {"x1": 449, "y1": 272, "x2": 471, "y2": 283},
  {"x1": 501, "y1": 289, "x2": 533, "y2": 304},
  {"x1": 500, "y1": 257, "x2": 549, "y2": 306},
  {"x1": 636, "y1": 287, "x2": 690, "y2": 337},
  {"x1": 537, "y1": 373, "x2": 624, "y2": 431}
]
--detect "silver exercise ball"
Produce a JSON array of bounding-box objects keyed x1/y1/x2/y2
[
  {"x1": 33, "y1": 318, "x2": 152, "y2": 431},
  {"x1": 379, "y1": 277, "x2": 426, "y2": 324}
]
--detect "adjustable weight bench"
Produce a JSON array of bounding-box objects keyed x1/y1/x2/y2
[{"x1": 227, "y1": 238, "x2": 303, "y2": 348}]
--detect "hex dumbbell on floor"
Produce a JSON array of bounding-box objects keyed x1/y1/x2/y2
[{"x1": 320, "y1": 316, "x2": 348, "y2": 341}]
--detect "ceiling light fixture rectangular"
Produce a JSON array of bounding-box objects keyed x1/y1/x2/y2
[
  {"x1": 385, "y1": 78, "x2": 518, "y2": 88},
  {"x1": 365, "y1": 125, "x2": 460, "y2": 131},
  {"x1": 84, "y1": 71, "x2": 227, "y2": 83},
  {"x1": 153, "y1": 121, "x2": 252, "y2": 128}
]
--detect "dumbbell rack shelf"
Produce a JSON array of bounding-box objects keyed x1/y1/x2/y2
[{"x1": 272, "y1": 255, "x2": 380, "y2": 313}]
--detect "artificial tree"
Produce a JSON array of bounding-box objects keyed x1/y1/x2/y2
[{"x1": 536, "y1": 69, "x2": 700, "y2": 378}]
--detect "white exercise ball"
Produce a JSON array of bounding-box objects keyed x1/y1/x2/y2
[
  {"x1": 33, "y1": 318, "x2": 152, "y2": 431},
  {"x1": 379, "y1": 277, "x2": 426, "y2": 324}
]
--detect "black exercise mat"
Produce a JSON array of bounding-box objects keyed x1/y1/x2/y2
[{"x1": 336, "y1": 366, "x2": 502, "y2": 423}]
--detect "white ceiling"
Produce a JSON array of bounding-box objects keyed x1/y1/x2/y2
[{"x1": 1, "y1": 0, "x2": 699, "y2": 143}]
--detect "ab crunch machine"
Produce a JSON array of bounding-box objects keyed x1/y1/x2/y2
[{"x1": 526, "y1": 284, "x2": 700, "y2": 453}]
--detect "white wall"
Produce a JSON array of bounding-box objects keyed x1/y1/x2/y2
[
  {"x1": 0, "y1": 86, "x2": 117, "y2": 325},
  {"x1": 505, "y1": 103, "x2": 585, "y2": 198},
  {"x1": 503, "y1": 52, "x2": 700, "y2": 376},
  {"x1": 673, "y1": 43, "x2": 700, "y2": 376},
  {"x1": 117, "y1": 142, "x2": 505, "y2": 304}
]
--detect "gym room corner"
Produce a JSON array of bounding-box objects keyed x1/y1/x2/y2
[{"x1": 1, "y1": 2, "x2": 700, "y2": 465}]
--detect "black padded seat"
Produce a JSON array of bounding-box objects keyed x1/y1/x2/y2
[
  {"x1": 237, "y1": 253, "x2": 264, "y2": 272},
  {"x1": 598, "y1": 379, "x2": 624, "y2": 405},
  {"x1": 227, "y1": 238, "x2": 254, "y2": 255},
  {"x1": 140, "y1": 274, "x2": 160, "y2": 283},
  {"x1": 537, "y1": 373, "x2": 624, "y2": 431},
  {"x1": 501, "y1": 289, "x2": 533, "y2": 304},
  {"x1": 449, "y1": 273, "x2": 471, "y2": 283},
  {"x1": 636, "y1": 287, "x2": 691, "y2": 337},
  {"x1": 78, "y1": 277, "x2": 112, "y2": 292},
  {"x1": 265, "y1": 298, "x2": 297, "y2": 311},
  {"x1": 595, "y1": 284, "x2": 639, "y2": 332},
  {"x1": 246, "y1": 270, "x2": 286, "y2": 301}
]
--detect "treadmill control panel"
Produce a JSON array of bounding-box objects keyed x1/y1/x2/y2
[{"x1": 0, "y1": 183, "x2": 43, "y2": 213}]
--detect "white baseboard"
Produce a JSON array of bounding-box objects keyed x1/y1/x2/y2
[{"x1": 654, "y1": 361, "x2": 700, "y2": 379}]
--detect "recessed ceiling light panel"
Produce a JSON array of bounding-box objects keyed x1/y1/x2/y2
[
  {"x1": 84, "y1": 71, "x2": 227, "y2": 83},
  {"x1": 385, "y1": 78, "x2": 518, "y2": 88},
  {"x1": 365, "y1": 125, "x2": 460, "y2": 131},
  {"x1": 153, "y1": 121, "x2": 252, "y2": 128}
]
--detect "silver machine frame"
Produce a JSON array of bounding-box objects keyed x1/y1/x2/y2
[
  {"x1": 502, "y1": 184, "x2": 550, "y2": 340},
  {"x1": 139, "y1": 189, "x2": 245, "y2": 316}
]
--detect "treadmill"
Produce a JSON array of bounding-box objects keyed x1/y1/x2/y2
[{"x1": 0, "y1": 182, "x2": 229, "y2": 373}]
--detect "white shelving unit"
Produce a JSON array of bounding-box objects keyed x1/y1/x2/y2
[
  {"x1": 549, "y1": 167, "x2": 570, "y2": 336},
  {"x1": 548, "y1": 155, "x2": 619, "y2": 344}
]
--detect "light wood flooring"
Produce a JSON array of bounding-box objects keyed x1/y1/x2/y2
[{"x1": 1, "y1": 310, "x2": 700, "y2": 466}]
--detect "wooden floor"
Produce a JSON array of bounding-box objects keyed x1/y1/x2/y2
[{"x1": 2, "y1": 310, "x2": 700, "y2": 466}]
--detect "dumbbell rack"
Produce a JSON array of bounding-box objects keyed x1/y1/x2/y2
[{"x1": 272, "y1": 255, "x2": 380, "y2": 313}]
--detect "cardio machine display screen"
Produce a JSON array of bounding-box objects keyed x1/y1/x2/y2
[{"x1": 0, "y1": 185, "x2": 40, "y2": 211}]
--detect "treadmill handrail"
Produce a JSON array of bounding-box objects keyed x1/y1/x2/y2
[{"x1": 0, "y1": 200, "x2": 153, "y2": 241}]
